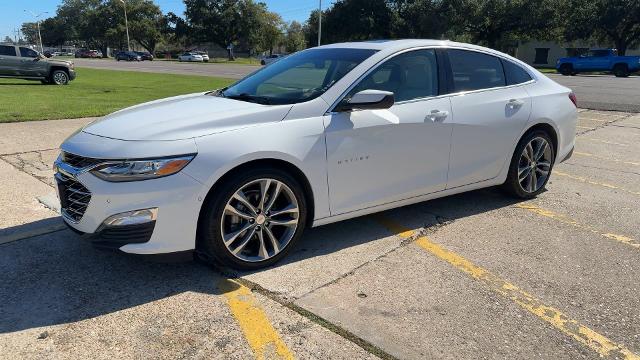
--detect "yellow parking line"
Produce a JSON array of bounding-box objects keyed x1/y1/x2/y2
[
  {"x1": 553, "y1": 170, "x2": 640, "y2": 196},
  {"x1": 374, "y1": 215, "x2": 640, "y2": 360},
  {"x1": 573, "y1": 151, "x2": 640, "y2": 166},
  {"x1": 581, "y1": 138, "x2": 628, "y2": 146},
  {"x1": 220, "y1": 279, "x2": 294, "y2": 360},
  {"x1": 515, "y1": 203, "x2": 639, "y2": 249}
]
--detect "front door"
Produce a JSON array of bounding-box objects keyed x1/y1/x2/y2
[
  {"x1": 325, "y1": 49, "x2": 453, "y2": 215},
  {"x1": 18, "y1": 47, "x2": 48, "y2": 77},
  {"x1": 445, "y1": 49, "x2": 532, "y2": 188}
]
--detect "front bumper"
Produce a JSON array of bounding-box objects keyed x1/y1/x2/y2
[
  {"x1": 68, "y1": 69, "x2": 77, "y2": 80},
  {"x1": 55, "y1": 159, "x2": 205, "y2": 255}
]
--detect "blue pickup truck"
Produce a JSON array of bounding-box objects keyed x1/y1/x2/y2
[{"x1": 556, "y1": 49, "x2": 640, "y2": 77}]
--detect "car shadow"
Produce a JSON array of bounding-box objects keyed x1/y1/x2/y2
[{"x1": 0, "y1": 187, "x2": 523, "y2": 334}]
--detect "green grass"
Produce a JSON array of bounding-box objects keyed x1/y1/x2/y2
[
  {"x1": 535, "y1": 68, "x2": 558, "y2": 74},
  {"x1": 0, "y1": 67, "x2": 234, "y2": 123}
]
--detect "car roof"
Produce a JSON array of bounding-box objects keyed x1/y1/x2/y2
[{"x1": 318, "y1": 39, "x2": 506, "y2": 55}]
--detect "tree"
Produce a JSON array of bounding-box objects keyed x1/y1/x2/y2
[
  {"x1": 310, "y1": 0, "x2": 393, "y2": 44},
  {"x1": 3, "y1": 36, "x2": 14, "y2": 44},
  {"x1": 20, "y1": 23, "x2": 39, "y2": 45},
  {"x1": 448, "y1": 0, "x2": 556, "y2": 51},
  {"x1": 256, "y1": 11, "x2": 285, "y2": 55},
  {"x1": 557, "y1": 0, "x2": 640, "y2": 55},
  {"x1": 184, "y1": 0, "x2": 266, "y2": 59},
  {"x1": 284, "y1": 21, "x2": 306, "y2": 53},
  {"x1": 40, "y1": 17, "x2": 67, "y2": 47},
  {"x1": 389, "y1": 0, "x2": 450, "y2": 39}
]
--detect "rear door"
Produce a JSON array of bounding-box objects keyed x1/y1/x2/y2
[
  {"x1": 445, "y1": 49, "x2": 532, "y2": 189},
  {"x1": 0, "y1": 45, "x2": 20, "y2": 76}
]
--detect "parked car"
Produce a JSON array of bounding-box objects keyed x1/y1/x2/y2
[
  {"x1": 178, "y1": 52, "x2": 204, "y2": 62},
  {"x1": 0, "y1": 44, "x2": 76, "y2": 84},
  {"x1": 75, "y1": 49, "x2": 99, "y2": 58},
  {"x1": 115, "y1": 51, "x2": 142, "y2": 61},
  {"x1": 135, "y1": 51, "x2": 154, "y2": 61},
  {"x1": 55, "y1": 40, "x2": 576, "y2": 269},
  {"x1": 260, "y1": 54, "x2": 284, "y2": 65},
  {"x1": 556, "y1": 48, "x2": 640, "y2": 77},
  {"x1": 195, "y1": 51, "x2": 210, "y2": 62}
]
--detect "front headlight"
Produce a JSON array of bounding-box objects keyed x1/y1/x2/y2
[{"x1": 90, "y1": 155, "x2": 195, "y2": 182}]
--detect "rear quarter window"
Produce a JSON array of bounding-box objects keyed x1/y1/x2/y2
[
  {"x1": 0, "y1": 45, "x2": 16, "y2": 56},
  {"x1": 502, "y1": 60, "x2": 532, "y2": 85}
]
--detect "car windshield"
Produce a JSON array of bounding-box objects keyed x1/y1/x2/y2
[{"x1": 222, "y1": 48, "x2": 377, "y2": 105}]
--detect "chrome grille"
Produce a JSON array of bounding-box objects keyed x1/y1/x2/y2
[
  {"x1": 62, "y1": 152, "x2": 103, "y2": 169},
  {"x1": 56, "y1": 172, "x2": 91, "y2": 222}
]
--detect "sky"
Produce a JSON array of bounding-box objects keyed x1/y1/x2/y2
[{"x1": 1, "y1": 0, "x2": 334, "y2": 42}]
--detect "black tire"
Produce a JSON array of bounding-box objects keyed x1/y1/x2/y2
[
  {"x1": 559, "y1": 64, "x2": 573, "y2": 76},
  {"x1": 198, "y1": 167, "x2": 308, "y2": 270},
  {"x1": 502, "y1": 130, "x2": 556, "y2": 199},
  {"x1": 51, "y1": 70, "x2": 69, "y2": 85},
  {"x1": 613, "y1": 64, "x2": 629, "y2": 77}
]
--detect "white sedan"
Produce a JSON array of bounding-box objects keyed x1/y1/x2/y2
[
  {"x1": 178, "y1": 52, "x2": 203, "y2": 62},
  {"x1": 55, "y1": 40, "x2": 577, "y2": 269}
]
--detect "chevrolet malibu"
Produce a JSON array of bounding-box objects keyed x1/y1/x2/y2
[{"x1": 55, "y1": 40, "x2": 577, "y2": 269}]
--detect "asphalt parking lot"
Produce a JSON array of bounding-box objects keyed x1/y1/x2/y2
[{"x1": 1, "y1": 109, "x2": 638, "y2": 359}]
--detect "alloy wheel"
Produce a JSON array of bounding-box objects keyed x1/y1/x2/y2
[
  {"x1": 518, "y1": 137, "x2": 552, "y2": 193},
  {"x1": 220, "y1": 178, "x2": 299, "y2": 262},
  {"x1": 53, "y1": 72, "x2": 68, "y2": 85}
]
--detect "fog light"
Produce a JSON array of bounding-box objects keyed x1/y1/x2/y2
[{"x1": 102, "y1": 208, "x2": 158, "y2": 227}]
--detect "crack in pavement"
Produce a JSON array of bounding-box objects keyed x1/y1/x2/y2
[{"x1": 576, "y1": 112, "x2": 635, "y2": 136}]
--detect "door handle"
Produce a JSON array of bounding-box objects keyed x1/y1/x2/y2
[
  {"x1": 426, "y1": 110, "x2": 449, "y2": 122},
  {"x1": 508, "y1": 99, "x2": 525, "y2": 108}
]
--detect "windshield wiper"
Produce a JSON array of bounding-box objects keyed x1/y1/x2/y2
[{"x1": 225, "y1": 93, "x2": 273, "y2": 105}]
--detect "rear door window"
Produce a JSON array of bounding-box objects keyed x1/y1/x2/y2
[
  {"x1": 448, "y1": 49, "x2": 506, "y2": 92},
  {"x1": 502, "y1": 60, "x2": 532, "y2": 85},
  {"x1": 0, "y1": 45, "x2": 17, "y2": 56}
]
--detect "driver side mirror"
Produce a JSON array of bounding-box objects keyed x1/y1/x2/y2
[{"x1": 335, "y1": 89, "x2": 395, "y2": 112}]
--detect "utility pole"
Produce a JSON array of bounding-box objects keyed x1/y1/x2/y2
[
  {"x1": 317, "y1": 0, "x2": 322, "y2": 47},
  {"x1": 24, "y1": 10, "x2": 47, "y2": 53},
  {"x1": 119, "y1": 0, "x2": 131, "y2": 51}
]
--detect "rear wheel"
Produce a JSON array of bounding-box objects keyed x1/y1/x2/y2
[
  {"x1": 51, "y1": 70, "x2": 69, "y2": 85},
  {"x1": 198, "y1": 167, "x2": 307, "y2": 270},
  {"x1": 613, "y1": 64, "x2": 629, "y2": 77},
  {"x1": 559, "y1": 64, "x2": 573, "y2": 76},
  {"x1": 503, "y1": 130, "x2": 555, "y2": 199}
]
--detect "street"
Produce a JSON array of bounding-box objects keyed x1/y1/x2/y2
[
  {"x1": 73, "y1": 58, "x2": 640, "y2": 113},
  {"x1": 1, "y1": 109, "x2": 639, "y2": 359}
]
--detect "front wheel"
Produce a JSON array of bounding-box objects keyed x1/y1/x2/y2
[
  {"x1": 503, "y1": 130, "x2": 555, "y2": 199},
  {"x1": 51, "y1": 70, "x2": 69, "y2": 85},
  {"x1": 198, "y1": 167, "x2": 307, "y2": 270}
]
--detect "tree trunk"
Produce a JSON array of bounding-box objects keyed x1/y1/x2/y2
[{"x1": 615, "y1": 39, "x2": 627, "y2": 56}]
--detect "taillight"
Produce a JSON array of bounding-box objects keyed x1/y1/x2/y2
[{"x1": 568, "y1": 92, "x2": 577, "y2": 107}]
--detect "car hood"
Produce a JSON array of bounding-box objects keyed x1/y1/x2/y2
[
  {"x1": 82, "y1": 92, "x2": 293, "y2": 141},
  {"x1": 46, "y1": 58, "x2": 73, "y2": 66}
]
